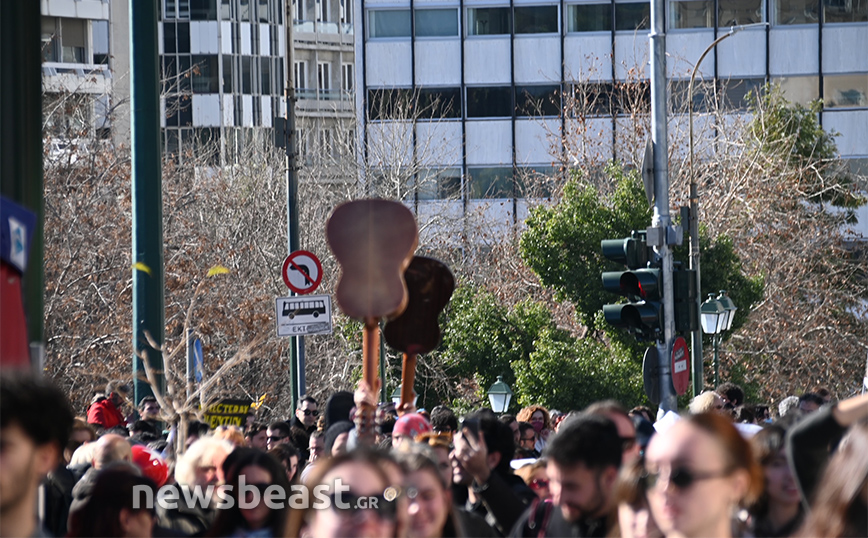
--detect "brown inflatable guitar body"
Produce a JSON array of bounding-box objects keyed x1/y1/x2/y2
[
  {"x1": 326, "y1": 199, "x2": 418, "y2": 440},
  {"x1": 383, "y1": 257, "x2": 455, "y2": 409}
]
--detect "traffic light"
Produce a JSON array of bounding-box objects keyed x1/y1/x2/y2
[
  {"x1": 672, "y1": 264, "x2": 698, "y2": 334},
  {"x1": 601, "y1": 232, "x2": 663, "y2": 341}
]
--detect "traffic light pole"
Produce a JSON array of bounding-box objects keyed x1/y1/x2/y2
[{"x1": 650, "y1": 0, "x2": 677, "y2": 414}]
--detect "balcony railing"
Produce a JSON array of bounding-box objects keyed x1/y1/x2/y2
[
  {"x1": 295, "y1": 88, "x2": 353, "y2": 101},
  {"x1": 293, "y1": 19, "x2": 354, "y2": 35}
]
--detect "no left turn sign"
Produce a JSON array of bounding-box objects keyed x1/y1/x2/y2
[{"x1": 282, "y1": 250, "x2": 323, "y2": 294}]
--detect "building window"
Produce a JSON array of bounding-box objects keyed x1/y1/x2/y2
[
  {"x1": 775, "y1": 0, "x2": 819, "y2": 24},
  {"x1": 166, "y1": 96, "x2": 193, "y2": 126},
  {"x1": 516, "y1": 166, "x2": 557, "y2": 198},
  {"x1": 223, "y1": 55, "x2": 234, "y2": 92},
  {"x1": 467, "y1": 86, "x2": 513, "y2": 117},
  {"x1": 192, "y1": 55, "x2": 220, "y2": 93},
  {"x1": 613, "y1": 80, "x2": 651, "y2": 114},
  {"x1": 468, "y1": 167, "x2": 514, "y2": 198},
  {"x1": 718, "y1": 0, "x2": 763, "y2": 25},
  {"x1": 467, "y1": 7, "x2": 511, "y2": 35},
  {"x1": 824, "y1": 74, "x2": 868, "y2": 108},
  {"x1": 567, "y1": 82, "x2": 615, "y2": 116},
  {"x1": 772, "y1": 75, "x2": 819, "y2": 105},
  {"x1": 258, "y1": 0, "x2": 271, "y2": 22},
  {"x1": 415, "y1": 9, "x2": 459, "y2": 37},
  {"x1": 615, "y1": 1, "x2": 650, "y2": 30},
  {"x1": 416, "y1": 168, "x2": 462, "y2": 200},
  {"x1": 824, "y1": 0, "x2": 868, "y2": 22},
  {"x1": 41, "y1": 17, "x2": 89, "y2": 64},
  {"x1": 367, "y1": 88, "x2": 413, "y2": 120},
  {"x1": 516, "y1": 85, "x2": 561, "y2": 116},
  {"x1": 669, "y1": 0, "x2": 713, "y2": 28},
  {"x1": 514, "y1": 6, "x2": 559, "y2": 34},
  {"x1": 242, "y1": 56, "x2": 253, "y2": 93},
  {"x1": 191, "y1": 0, "x2": 218, "y2": 20},
  {"x1": 719, "y1": 78, "x2": 765, "y2": 110},
  {"x1": 294, "y1": 0, "x2": 305, "y2": 21},
  {"x1": 295, "y1": 61, "x2": 308, "y2": 92},
  {"x1": 163, "y1": 22, "x2": 191, "y2": 54},
  {"x1": 238, "y1": 0, "x2": 251, "y2": 21},
  {"x1": 340, "y1": 0, "x2": 352, "y2": 24},
  {"x1": 61, "y1": 18, "x2": 86, "y2": 63},
  {"x1": 260, "y1": 58, "x2": 271, "y2": 96},
  {"x1": 368, "y1": 9, "x2": 411, "y2": 38},
  {"x1": 316, "y1": 0, "x2": 329, "y2": 22},
  {"x1": 419, "y1": 87, "x2": 462, "y2": 118},
  {"x1": 221, "y1": 0, "x2": 233, "y2": 20},
  {"x1": 567, "y1": 4, "x2": 612, "y2": 32},
  {"x1": 341, "y1": 63, "x2": 354, "y2": 92},
  {"x1": 317, "y1": 62, "x2": 331, "y2": 95},
  {"x1": 93, "y1": 20, "x2": 109, "y2": 64},
  {"x1": 165, "y1": 0, "x2": 192, "y2": 19}
]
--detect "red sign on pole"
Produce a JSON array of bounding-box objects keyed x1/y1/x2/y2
[
  {"x1": 671, "y1": 336, "x2": 690, "y2": 396},
  {"x1": 282, "y1": 250, "x2": 323, "y2": 295}
]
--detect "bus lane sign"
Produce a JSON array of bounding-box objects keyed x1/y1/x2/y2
[{"x1": 275, "y1": 294, "x2": 333, "y2": 336}]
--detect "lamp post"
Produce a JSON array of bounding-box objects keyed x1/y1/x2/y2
[
  {"x1": 487, "y1": 376, "x2": 513, "y2": 414},
  {"x1": 700, "y1": 291, "x2": 737, "y2": 387},
  {"x1": 687, "y1": 22, "x2": 769, "y2": 398},
  {"x1": 391, "y1": 385, "x2": 417, "y2": 407}
]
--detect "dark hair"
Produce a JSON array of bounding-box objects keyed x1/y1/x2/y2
[
  {"x1": 430, "y1": 405, "x2": 458, "y2": 433},
  {"x1": 131, "y1": 419, "x2": 159, "y2": 436},
  {"x1": 187, "y1": 420, "x2": 211, "y2": 439},
  {"x1": 613, "y1": 457, "x2": 648, "y2": 508},
  {"x1": 268, "y1": 421, "x2": 291, "y2": 437},
  {"x1": 67, "y1": 468, "x2": 156, "y2": 537},
  {"x1": 0, "y1": 373, "x2": 74, "y2": 450},
  {"x1": 544, "y1": 413, "x2": 621, "y2": 470},
  {"x1": 499, "y1": 413, "x2": 517, "y2": 425},
  {"x1": 716, "y1": 382, "x2": 745, "y2": 407},
  {"x1": 585, "y1": 400, "x2": 629, "y2": 421},
  {"x1": 297, "y1": 395, "x2": 317, "y2": 408},
  {"x1": 518, "y1": 422, "x2": 535, "y2": 437},
  {"x1": 628, "y1": 406, "x2": 655, "y2": 423},
  {"x1": 208, "y1": 449, "x2": 291, "y2": 537},
  {"x1": 798, "y1": 393, "x2": 824, "y2": 407},
  {"x1": 733, "y1": 405, "x2": 756, "y2": 424},
  {"x1": 324, "y1": 421, "x2": 354, "y2": 454},
  {"x1": 138, "y1": 395, "x2": 157, "y2": 409},
  {"x1": 379, "y1": 414, "x2": 396, "y2": 435},
  {"x1": 796, "y1": 421, "x2": 868, "y2": 538},
  {"x1": 269, "y1": 443, "x2": 300, "y2": 463},
  {"x1": 245, "y1": 422, "x2": 267, "y2": 438},
  {"x1": 468, "y1": 409, "x2": 515, "y2": 475},
  {"x1": 749, "y1": 424, "x2": 794, "y2": 520}
]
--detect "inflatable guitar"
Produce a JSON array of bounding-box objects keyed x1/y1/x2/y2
[
  {"x1": 384, "y1": 257, "x2": 455, "y2": 411},
  {"x1": 326, "y1": 199, "x2": 418, "y2": 441}
]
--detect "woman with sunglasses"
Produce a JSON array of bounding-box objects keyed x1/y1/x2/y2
[
  {"x1": 748, "y1": 425, "x2": 802, "y2": 537},
  {"x1": 287, "y1": 449, "x2": 399, "y2": 538},
  {"x1": 207, "y1": 448, "x2": 291, "y2": 537},
  {"x1": 644, "y1": 413, "x2": 763, "y2": 538},
  {"x1": 515, "y1": 460, "x2": 551, "y2": 500}
]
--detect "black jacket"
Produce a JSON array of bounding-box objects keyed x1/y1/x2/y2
[{"x1": 509, "y1": 500, "x2": 610, "y2": 538}]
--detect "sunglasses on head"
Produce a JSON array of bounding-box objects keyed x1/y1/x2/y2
[
  {"x1": 327, "y1": 492, "x2": 397, "y2": 521},
  {"x1": 643, "y1": 466, "x2": 730, "y2": 491},
  {"x1": 301, "y1": 409, "x2": 319, "y2": 416},
  {"x1": 530, "y1": 478, "x2": 549, "y2": 490}
]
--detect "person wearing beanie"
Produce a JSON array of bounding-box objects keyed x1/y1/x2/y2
[{"x1": 391, "y1": 413, "x2": 432, "y2": 448}]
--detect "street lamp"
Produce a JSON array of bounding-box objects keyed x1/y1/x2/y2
[
  {"x1": 487, "y1": 376, "x2": 512, "y2": 414},
  {"x1": 687, "y1": 22, "x2": 769, "y2": 398},
  {"x1": 700, "y1": 291, "x2": 737, "y2": 388},
  {"x1": 391, "y1": 385, "x2": 418, "y2": 407}
]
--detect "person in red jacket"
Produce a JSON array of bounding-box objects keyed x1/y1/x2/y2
[{"x1": 86, "y1": 381, "x2": 130, "y2": 430}]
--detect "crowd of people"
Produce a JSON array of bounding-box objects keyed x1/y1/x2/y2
[{"x1": 1, "y1": 372, "x2": 866, "y2": 538}]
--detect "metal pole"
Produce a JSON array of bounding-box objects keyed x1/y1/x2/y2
[
  {"x1": 688, "y1": 23, "x2": 768, "y2": 397},
  {"x1": 650, "y1": 0, "x2": 676, "y2": 413},
  {"x1": 130, "y1": 0, "x2": 165, "y2": 404},
  {"x1": 285, "y1": 15, "x2": 303, "y2": 415},
  {"x1": 713, "y1": 335, "x2": 720, "y2": 388},
  {"x1": 0, "y1": 1, "x2": 44, "y2": 370}
]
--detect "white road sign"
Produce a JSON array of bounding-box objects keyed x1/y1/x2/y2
[{"x1": 276, "y1": 294, "x2": 333, "y2": 337}]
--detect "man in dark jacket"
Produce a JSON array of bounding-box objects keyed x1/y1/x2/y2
[
  {"x1": 510, "y1": 414, "x2": 622, "y2": 538},
  {"x1": 451, "y1": 410, "x2": 536, "y2": 536}
]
